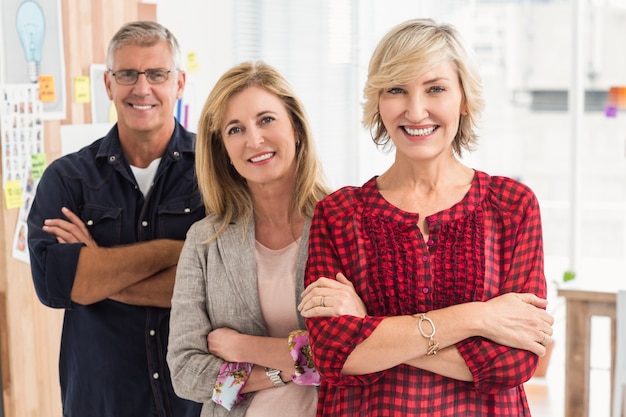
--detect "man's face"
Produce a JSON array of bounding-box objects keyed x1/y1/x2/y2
[{"x1": 104, "y1": 41, "x2": 185, "y2": 140}]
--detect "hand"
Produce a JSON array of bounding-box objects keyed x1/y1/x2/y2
[
  {"x1": 298, "y1": 273, "x2": 367, "y2": 318},
  {"x1": 480, "y1": 292, "x2": 554, "y2": 357},
  {"x1": 207, "y1": 328, "x2": 243, "y2": 362},
  {"x1": 42, "y1": 207, "x2": 98, "y2": 247}
]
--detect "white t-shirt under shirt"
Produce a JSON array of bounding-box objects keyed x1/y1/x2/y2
[
  {"x1": 130, "y1": 157, "x2": 161, "y2": 197},
  {"x1": 245, "y1": 239, "x2": 317, "y2": 417}
]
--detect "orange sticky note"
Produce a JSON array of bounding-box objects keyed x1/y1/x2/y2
[
  {"x1": 38, "y1": 75, "x2": 57, "y2": 102},
  {"x1": 619, "y1": 87, "x2": 626, "y2": 109},
  {"x1": 74, "y1": 76, "x2": 90, "y2": 103},
  {"x1": 608, "y1": 86, "x2": 626, "y2": 109}
]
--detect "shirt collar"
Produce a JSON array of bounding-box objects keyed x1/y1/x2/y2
[{"x1": 95, "y1": 120, "x2": 195, "y2": 163}]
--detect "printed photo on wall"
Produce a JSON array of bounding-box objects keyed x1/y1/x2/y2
[
  {"x1": 0, "y1": 0, "x2": 66, "y2": 120},
  {"x1": 1, "y1": 84, "x2": 44, "y2": 187}
]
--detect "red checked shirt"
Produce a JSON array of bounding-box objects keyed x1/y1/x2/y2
[{"x1": 304, "y1": 171, "x2": 546, "y2": 417}]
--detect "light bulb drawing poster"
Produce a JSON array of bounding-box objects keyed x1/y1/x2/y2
[{"x1": 0, "y1": 0, "x2": 66, "y2": 120}]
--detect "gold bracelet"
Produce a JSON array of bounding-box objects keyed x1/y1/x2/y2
[{"x1": 415, "y1": 313, "x2": 440, "y2": 356}]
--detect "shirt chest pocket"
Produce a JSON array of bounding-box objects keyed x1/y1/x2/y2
[
  {"x1": 80, "y1": 205, "x2": 123, "y2": 247},
  {"x1": 156, "y1": 192, "x2": 204, "y2": 240}
]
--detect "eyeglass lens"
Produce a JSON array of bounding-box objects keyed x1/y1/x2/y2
[{"x1": 112, "y1": 69, "x2": 172, "y2": 85}]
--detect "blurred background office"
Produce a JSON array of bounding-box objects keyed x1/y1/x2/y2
[
  {"x1": 152, "y1": 1, "x2": 625, "y2": 415},
  {"x1": 157, "y1": 0, "x2": 626, "y2": 290}
]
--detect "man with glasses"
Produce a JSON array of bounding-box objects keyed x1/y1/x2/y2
[{"x1": 27, "y1": 21, "x2": 204, "y2": 417}]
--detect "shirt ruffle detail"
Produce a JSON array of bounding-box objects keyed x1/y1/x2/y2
[
  {"x1": 362, "y1": 214, "x2": 420, "y2": 316},
  {"x1": 433, "y1": 207, "x2": 485, "y2": 308}
]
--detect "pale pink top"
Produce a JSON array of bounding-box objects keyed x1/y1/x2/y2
[{"x1": 245, "y1": 239, "x2": 317, "y2": 417}]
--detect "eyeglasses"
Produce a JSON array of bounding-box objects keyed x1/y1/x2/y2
[{"x1": 109, "y1": 68, "x2": 177, "y2": 85}]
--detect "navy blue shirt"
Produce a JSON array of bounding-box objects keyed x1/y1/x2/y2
[{"x1": 27, "y1": 121, "x2": 204, "y2": 417}]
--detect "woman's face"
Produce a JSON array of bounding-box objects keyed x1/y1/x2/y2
[
  {"x1": 221, "y1": 85, "x2": 298, "y2": 187},
  {"x1": 378, "y1": 60, "x2": 466, "y2": 162}
]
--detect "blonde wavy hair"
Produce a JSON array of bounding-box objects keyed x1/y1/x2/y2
[
  {"x1": 362, "y1": 18, "x2": 485, "y2": 156},
  {"x1": 196, "y1": 61, "x2": 330, "y2": 240}
]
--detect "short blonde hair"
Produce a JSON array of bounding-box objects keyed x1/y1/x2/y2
[
  {"x1": 362, "y1": 18, "x2": 484, "y2": 156},
  {"x1": 196, "y1": 61, "x2": 330, "y2": 240}
]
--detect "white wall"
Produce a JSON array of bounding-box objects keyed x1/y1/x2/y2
[{"x1": 152, "y1": 0, "x2": 483, "y2": 190}]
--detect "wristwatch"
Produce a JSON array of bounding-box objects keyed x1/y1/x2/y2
[{"x1": 265, "y1": 367, "x2": 286, "y2": 387}]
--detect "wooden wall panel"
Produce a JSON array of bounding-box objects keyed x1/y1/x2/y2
[
  {"x1": 0, "y1": 2, "x2": 143, "y2": 416},
  {"x1": 63, "y1": 0, "x2": 94, "y2": 124}
]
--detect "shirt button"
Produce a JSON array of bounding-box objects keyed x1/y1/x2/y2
[
  {"x1": 109, "y1": 156, "x2": 116, "y2": 162},
  {"x1": 87, "y1": 220, "x2": 94, "y2": 226},
  {"x1": 153, "y1": 372, "x2": 159, "y2": 380},
  {"x1": 173, "y1": 151, "x2": 180, "y2": 158},
  {"x1": 422, "y1": 287, "x2": 430, "y2": 294},
  {"x1": 422, "y1": 255, "x2": 429, "y2": 262},
  {"x1": 141, "y1": 221, "x2": 148, "y2": 227},
  {"x1": 427, "y1": 239, "x2": 434, "y2": 246},
  {"x1": 149, "y1": 330, "x2": 156, "y2": 336},
  {"x1": 428, "y1": 216, "x2": 436, "y2": 222},
  {"x1": 184, "y1": 207, "x2": 190, "y2": 213}
]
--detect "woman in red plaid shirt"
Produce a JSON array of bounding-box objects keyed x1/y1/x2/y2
[{"x1": 299, "y1": 19, "x2": 554, "y2": 416}]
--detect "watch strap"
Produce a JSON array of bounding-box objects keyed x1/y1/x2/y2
[{"x1": 264, "y1": 367, "x2": 286, "y2": 387}]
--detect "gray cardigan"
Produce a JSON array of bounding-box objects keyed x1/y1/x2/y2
[{"x1": 167, "y1": 214, "x2": 310, "y2": 417}]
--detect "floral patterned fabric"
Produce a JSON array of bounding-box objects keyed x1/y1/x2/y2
[
  {"x1": 288, "y1": 329, "x2": 320, "y2": 386},
  {"x1": 212, "y1": 362, "x2": 253, "y2": 410},
  {"x1": 212, "y1": 330, "x2": 319, "y2": 410}
]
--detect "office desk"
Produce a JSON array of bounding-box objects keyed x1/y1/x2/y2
[{"x1": 558, "y1": 288, "x2": 617, "y2": 417}]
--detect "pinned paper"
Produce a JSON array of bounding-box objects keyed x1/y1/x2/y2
[
  {"x1": 74, "y1": 76, "x2": 91, "y2": 103},
  {"x1": 187, "y1": 51, "x2": 199, "y2": 73},
  {"x1": 38, "y1": 75, "x2": 57, "y2": 102},
  {"x1": 108, "y1": 102, "x2": 118, "y2": 123},
  {"x1": 31, "y1": 153, "x2": 47, "y2": 180},
  {"x1": 4, "y1": 180, "x2": 23, "y2": 209},
  {"x1": 606, "y1": 86, "x2": 626, "y2": 118}
]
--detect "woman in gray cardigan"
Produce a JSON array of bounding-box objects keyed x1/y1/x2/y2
[{"x1": 167, "y1": 61, "x2": 366, "y2": 417}]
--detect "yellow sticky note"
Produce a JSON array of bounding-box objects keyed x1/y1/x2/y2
[
  {"x1": 108, "y1": 102, "x2": 118, "y2": 123},
  {"x1": 187, "y1": 51, "x2": 199, "y2": 73},
  {"x1": 4, "y1": 180, "x2": 23, "y2": 209},
  {"x1": 38, "y1": 75, "x2": 57, "y2": 102},
  {"x1": 74, "y1": 76, "x2": 91, "y2": 103},
  {"x1": 31, "y1": 153, "x2": 47, "y2": 180}
]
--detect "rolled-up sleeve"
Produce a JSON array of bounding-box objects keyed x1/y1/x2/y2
[
  {"x1": 305, "y1": 315, "x2": 385, "y2": 386},
  {"x1": 27, "y1": 164, "x2": 84, "y2": 309}
]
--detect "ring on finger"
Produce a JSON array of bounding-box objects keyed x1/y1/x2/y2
[
  {"x1": 320, "y1": 296, "x2": 325, "y2": 308},
  {"x1": 541, "y1": 334, "x2": 548, "y2": 345}
]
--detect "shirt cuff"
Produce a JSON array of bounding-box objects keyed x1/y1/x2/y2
[
  {"x1": 212, "y1": 362, "x2": 253, "y2": 410},
  {"x1": 288, "y1": 329, "x2": 320, "y2": 386}
]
